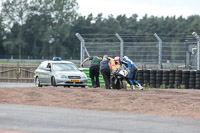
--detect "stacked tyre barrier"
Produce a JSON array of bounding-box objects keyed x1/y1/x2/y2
[
  {"x1": 143, "y1": 70, "x2": 150, "y2": 87},
  {"x1": 137, "y1": 70, "x2": 144, "y2": 85},
  {"x1": 175, "y1": 70, "x2": 182, "y2": 88},
  {"x1": 137, "y1": 69, "x2": 200, "y2": 89},
  {"x1": 189, "y1": 71, "x2": 196, "y2": 89},
  {"x1": 196, "y1": 70, "x2": 200, "y2": 89},
  {"x1": 182, "y1": 71, "x2": 190, "y2": 89},
  {"x1": 162, "y1": 70, "x2": 169, "y2": 88},
  {"x1": 169, "y1": 70, "x2": 176, "y2": 88},
  {"x1": 150, "y1": 70, "x2": 156, "y2": 88},
  {"x1": 156, "y1": 70, "x2": 163, "y2": 88}
]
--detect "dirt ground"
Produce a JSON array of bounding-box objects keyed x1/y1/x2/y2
[{"x1": 0, "y1": 86, "x2": 200, "y2": 119}]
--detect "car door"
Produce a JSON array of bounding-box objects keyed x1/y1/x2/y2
[
  {"x1": 38, "y1": 62, "x2": 48, "y2": 84},
  {"x1": 43, "y1": 63, "x2": 52, "y2": 85},
  {"x1": 42, "y1": 62, "x2": 51, "y2": 85}
]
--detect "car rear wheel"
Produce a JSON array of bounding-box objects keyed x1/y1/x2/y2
[{"x1": 35, "y1": 77, "x2": 42, "y2": 87}]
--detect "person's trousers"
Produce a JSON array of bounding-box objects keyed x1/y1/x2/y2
[
  {"x1": 128, "y1": 66, "x2": 139, "y2": 85},
  {"x1": 101, "y1": 68, "x2": 111, "y2": 89},
  {"x1": 89, "y1": 65, "x2": 100, "y2": 87}
]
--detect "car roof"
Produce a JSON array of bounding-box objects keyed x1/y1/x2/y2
[{"x1": 41, "y1": 60, "x2": 74, "y2": 64}]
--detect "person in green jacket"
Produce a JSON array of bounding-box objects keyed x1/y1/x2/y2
[{"x1": 81, "y1": 56, "x2": 102, "y2": 88}]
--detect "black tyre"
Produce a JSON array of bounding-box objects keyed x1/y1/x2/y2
[
  {"x1": 150, "y1": 77, "x2": 156, "y2": 80},
  {"x1": 176, "y1": 70, "x2": 182, "y2": 74},
  {"x1": 51, "y1": 77, "x2": 57, "y2": 87},
  {"x1": 182, "y1": 70, "x2": 190, "y2": 74},
  {"x1": 175, "y1": 77, "x2": 182, "y2": 81},
  {"x1": 150, "y1": 84, "x2": 156, "y2": 88},
  {"x1": 156, "y1": 84, "x2": 161, "y2": 88},
  {"x1": 195, "y1": 85, "x2": 200, "y2": 89},
  {"x1": 111, "y1": 78, "x2": 120, "y2": 89},
  {"x1": 190, "y1": 71, "x2": 196, "y2": 75},
  {"x1": 150, "y1": 80, "x2": 156, "y2": 84},
  {"x1": 157, "y1": 70, "x2": 163, "y2": 74},
  {"x1": 189, "y1": 75, "x2": 196, "y2": 78},
  {"x1": 196, "y1": 70, "x2": 200, "y2": 74},
  {"x1": 169, "y1": 77, "x2": 175, "y2": 80},
  {"x1": 196, "y1": 74, "x2": 200, "y2": 78},
  {"x1": 182, "y1": 75, "x2": 190, "y2": 78},
  {"x1": 169, "y1": 80, "x2": 175, "y2": 84},
  {"x1": 196, "y1": 78, "x2": 200, "y2": 81},
  {"x1": 35, "y1": 77, "x2": 42, "y2": 87},
  {"x1": 138, "y1": 77, "x2": 143, "y2": 80},
  {"x1": 150, "y1": 70, "x2": 156, "y2": 75},
  {"x1": 163, "y1": 77, "x2": 169, "y2": 81},
  {"x1": 121, "y1": 79, "x2": 127, "y2": 89},
  {"x1": 189, "y1": 80, "x2": 195, "y2": 84},
  {"x1": 156, "y1": 74, "x2": 163, "y2": 77},
  {"x1": 189, "y1": 85, "x2": 195, "y2": 89}
]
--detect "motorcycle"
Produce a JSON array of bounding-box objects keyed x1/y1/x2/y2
[{"x1": 110, "y1": 60, "x2": 129, "y2": 89}]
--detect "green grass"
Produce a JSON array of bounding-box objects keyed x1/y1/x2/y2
[{"x1": 0, "y1": 62, "x2": 40, "y2": 66}]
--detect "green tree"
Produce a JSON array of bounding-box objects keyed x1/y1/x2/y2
[
  {"x1": 29, "y1": 0, "x2": 79, "y2": 58},
  {"x1": 1, "y1": 0, "x2": 30, "y2": 59},
  {"x1": 23, "y1": 14, "x2": 52, "y2": 58},
  {"x1": 0, "y1": 15, "x2": 6, "y2": 58}
]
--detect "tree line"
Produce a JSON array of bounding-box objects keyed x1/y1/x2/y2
[{"x1": 0, "y1": 0, "x2": 200, "y2": 60}]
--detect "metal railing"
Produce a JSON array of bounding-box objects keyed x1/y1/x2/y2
[{"x1": 76, "y1": 32, "x2": 200, "y2": 70}]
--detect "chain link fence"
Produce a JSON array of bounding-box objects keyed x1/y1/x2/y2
[{"x1": 77, "y1": 33, "x2": 199, "y2": 70}]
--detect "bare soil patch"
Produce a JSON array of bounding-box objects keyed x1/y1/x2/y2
[{"x1": 0, "y1": 87, "x2": 200, "y2": 119}]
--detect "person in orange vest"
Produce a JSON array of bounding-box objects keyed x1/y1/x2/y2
[{"x1": 108, "y1": 56, "x2": 121, "y2": 71}]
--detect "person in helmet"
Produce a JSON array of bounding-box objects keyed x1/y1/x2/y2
[
  {"x1": 108, "y1": 56, "x2": 121, "y2": 71},
  {"x1": 122, "y1": 56, "x2": 143, "y2": 90}
]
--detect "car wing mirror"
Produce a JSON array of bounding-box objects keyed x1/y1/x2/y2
[
  {"x1": 79, "y1": 68, "x2": 84, "y2": 72},
  {"x1": 46, "y1": 68, "x2": 51, "y2": 71}
]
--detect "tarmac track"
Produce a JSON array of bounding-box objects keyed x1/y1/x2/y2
[
  {"x1": 0, "y1": 83, "x2": 200, "y2": 133},
  {"x1": 0, "y1": 83, "x2": 35, "y2": 88},
  {"x1": 0, "y1": 104, "x2": 200, "y2": 133}
]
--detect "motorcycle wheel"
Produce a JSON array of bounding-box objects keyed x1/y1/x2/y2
[
  {"x1": 111, "y1": 78, "x2": 120, "y2": 89},
  {"x1": 121, "y1": 79, "x2": 127, "y2": 89}
]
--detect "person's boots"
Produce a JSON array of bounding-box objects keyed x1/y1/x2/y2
[
  {"x1": 136, "y1": 83, "x2": 143, "y2": 90},
  {"x1": 91, "y1": 79, "x2": 96, "y2": 88},
  {"x1": 131, "y1": 85, "x2": 135, "y2": 90},
  {"x1": 96, "y1": 79, "x2": 100, "y2": 87}
]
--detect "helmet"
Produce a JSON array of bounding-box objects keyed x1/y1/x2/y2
[
  {"x1": 103, "y1": 55, "x2": 108, "y2": 60},
  {"x1": 123, "y1": 56, "x2": 128, "y2": 60},
  {"x1": 114, "y1": 56, "x2": 120, "y2": 64},
  {"x1": 114, "y1": 56, "x2": 120, "y2": 61}
]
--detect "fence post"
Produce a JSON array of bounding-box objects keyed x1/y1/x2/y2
[
  {"x1": 75, "y1": 33, "x2": 90, "y2": 64},
  {"x1": 192, "y1": 32, "x2": 200, "y2": 70},
  {"x1": 154, "y1": 33, "x2": 162, "y2": 69},
  {"x1": 115, "y1": 33, "x2": 124, "y2": 58}
]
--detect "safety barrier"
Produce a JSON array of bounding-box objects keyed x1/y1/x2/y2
[
  {"x1": 1, "y1": 64, "x2": 199, "y2": 89},
  {"x1": 82, "y1": 68, "x2": 200, "y2": 89},
  {"x1": 136, "y1": 69, "x2": 200, "y2": 89},
  {"x1": 81, "y1": 68, "x2": 105, "y2": 87}
]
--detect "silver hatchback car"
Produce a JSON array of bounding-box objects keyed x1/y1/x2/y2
[{"x1": 34, "y1": 58, "x2": 87, "y2": 87}]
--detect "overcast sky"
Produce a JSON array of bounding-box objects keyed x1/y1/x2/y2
[{"x1": 77, "y1": 0, "x2": 200, "y2": 18}]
